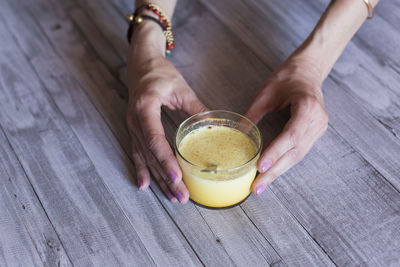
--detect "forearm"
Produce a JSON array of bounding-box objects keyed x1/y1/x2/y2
[{"x1": 291, "y1": 0, "x2": 380, "y2": 80}]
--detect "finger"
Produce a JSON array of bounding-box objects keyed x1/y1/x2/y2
[
  {"x1": 149, "y1": 154, "x2": 189, "y2": 204},
  {"x1": 252, "y1": 123, "x2": 323, "y2": 195},
  {"x1": 148, "y1": 165, "x2": 178, "y2": 203},
  {"x1": 137, "y1": 101, "x2": 183, "y2": 185},
  {"x1": 149, "y1": 158, "x2": 189, "y2": 204},
  {"x1": 130, "y1": 117, "x2": 189, "y2": 204},
  {"x1": 133, "y1": 126, "x2": 189, "y2": 204},
  {"x1": 181, "y1": 91, "x2": 208, "y2": 116},
  {"x1": 131, "y1": 140, "x2": 151, "y2": 190},
  {"x1": 128, "y1": 112, "x2": 182, "y2": 202},
  {"x1": 257, "y1": 99, "x2": 313, "y2": 173},
  {"x1": 244, "y1": 88, "x2": 274, "y2": 124},
  {"x1": 170, "y1": 181, "x2": 190, "y2": 204},
  {"x1": 127, "y1": 115, "x2": 151, "y2": 190}
]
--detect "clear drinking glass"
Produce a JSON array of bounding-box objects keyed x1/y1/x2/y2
[{"x1": 175, "y1": 110, "x2": 262, "y2": 209}]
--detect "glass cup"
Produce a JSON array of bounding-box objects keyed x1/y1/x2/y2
[{"x1": 175, "y1": 110, "x2": 262, "y2": 209}]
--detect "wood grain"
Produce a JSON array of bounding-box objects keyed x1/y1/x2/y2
[
  {"x1": 0, "y1": 130, "x2": 50, "y2": 267},
  {"x1": 0, "y1": 0, "x2": 206, "y2": 266},
  {"x1": 0, "y1": 125, "x2": 72, "y2": 266},
  {"x1": 50, "y1": 0, "x2": 331, "y2": 264},
  {"x1": 198, "y1": 1, "x2": 400, "y2": 265},
  {"x1": 71, "y1": 0, "x2": 400, "y2": 265},
  {"x1": 120, "y1": 1, "x2": 334, "y2": 265},
  {"x1": 25, "y1": 0, "x2": 336, "y2": 265},
  {"x1": 0, "y1": 9, "x2": 154, "y2": 265},
  {"x1": 0, "y1": 0, "x2": 399, "y2": 266}
]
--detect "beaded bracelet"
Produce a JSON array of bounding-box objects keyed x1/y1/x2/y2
[{"x1": 126, "y1": 3, "x2": 175, "y2": 57}]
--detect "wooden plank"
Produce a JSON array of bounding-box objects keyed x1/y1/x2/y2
[
  {"x1": 0, "y1": 11, "x2": 154, "y2": 266},
  {"x1": 34, "y1": 0, "x2": 336, "y2": 265},
  {"x1": 0, "y1": 127, "x2": 72, "y2": 266},
  {"x1": 0, "y1": 187, "x2": 42, "y2": 266},
  {"x1": 70, "y1": 0, "x2": 129, "y2": 63},
  {"x1": 0, "y1": 134, "x2": 47, "y2": 267}
]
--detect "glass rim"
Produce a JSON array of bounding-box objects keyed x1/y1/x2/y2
[{"x1": 174, "y1": 110, "x2": 263, "y2": 173}]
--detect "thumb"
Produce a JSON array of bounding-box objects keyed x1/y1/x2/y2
[
  {"x1": 244, "y1": 88, "x2": 274, "y2": 124},
  {"x1": 182, "y1": 91, "x2": 209, "y2": 116}
]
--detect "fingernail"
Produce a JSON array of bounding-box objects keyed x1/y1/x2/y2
[
  {"x1": 137, "y1": 179, "x2": 143, "y2": 190},
  {"x1": 260, "y1": 160, "x2": 272, "y2": 173},
  {"x1": 255, "y1": 183, "x2": 267, "y2": 195},
  {"x1": 166, "y1": 188, "x2": 177, "y2": 202},
  {"x1": 175, "y1": 191, "x2": 184, "y2": 203},
  {"x1": 168, "y1": 172, "x2": 178, "y2": 183}
]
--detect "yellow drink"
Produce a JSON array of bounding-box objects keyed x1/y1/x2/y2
[{"x1": 175, "y1": 111, "x2": 262, "y2": 208}]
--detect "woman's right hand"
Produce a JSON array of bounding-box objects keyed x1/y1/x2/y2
[{"x1": 126, "y1": 20, "x2": 207, "y2": 204}]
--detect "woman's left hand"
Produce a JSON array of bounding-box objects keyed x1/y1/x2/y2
[{"x1": 245, "y1": 58, "x2": 329, "y2": 195}]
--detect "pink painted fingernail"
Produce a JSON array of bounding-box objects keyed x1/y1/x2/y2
[
  {"x1": 255, "y1": 183, "x2": 267, "y2": 195},
  {"x1": 168, "y1": 172, "x2": 178, "y2": 183},
  {"x1": 175, "y1": 191, "x2": 184, "y2": 203},
  {"x1": 260, "y1": 160, "x2": 272, "y2": 173},
  {"x1": 166, "y1": 188, "x2": 177, "y2": 202}
]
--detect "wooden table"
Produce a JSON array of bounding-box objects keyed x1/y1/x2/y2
[{"x1": 1, "y1": 0, "x2": 399, "y2": 266}]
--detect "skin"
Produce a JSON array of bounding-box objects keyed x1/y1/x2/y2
[{"x1": 127, "y1": 0, "x2": 379, "y2": 202}]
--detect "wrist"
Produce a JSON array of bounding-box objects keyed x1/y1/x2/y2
[
  {"x1": 288, "y1": 34, "x2": 327, "y2": 83},
  {"x1": 129, "y1": 19, "x2": 166, "y2": 60},
  {"x1": 280, "y1": 54, "x2": 324, "y2": 89}
]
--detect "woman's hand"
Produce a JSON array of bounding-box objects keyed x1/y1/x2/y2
[
  {"x1": 126, "y1": 21, "x2": 207, "y2": 204},
  {"x1": 244, "y1": 0, "x2": 378, "y2": 195},
  {"x1": 245, "y1": 58, "x2": 328, "y2": 195}
]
